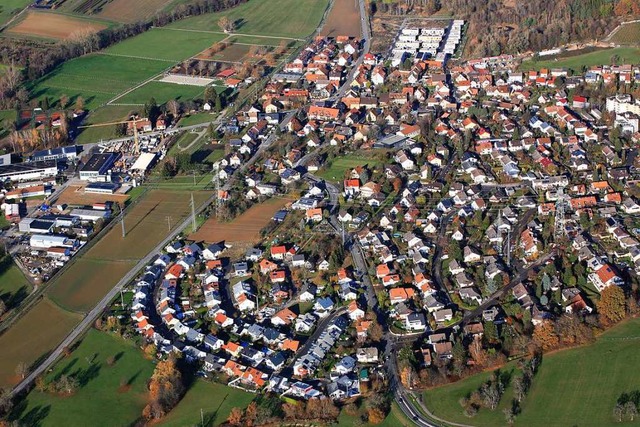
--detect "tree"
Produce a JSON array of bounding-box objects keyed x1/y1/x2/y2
[
  {"x1": 367, "y1": 408, "x2": 385, "y2": 424},
  {"x1": 597, "y1": 285, "x2": 626, "y2": 325},
  {"x1": 142, "y1": 357, "x2": 184, "y2": 420},
  {"x1": 503, "y1": 407, "x2": 516, "y2": 425},
  {"x1": 624, "y1": 401, "x2": 638, "y2": 421},
  {"x1": 227, "y1": 407, "x2": 244, "y2": 425},
  {"x1": 368, "y1": 318, "x2": 384, "y2": 342},
  {"x1": 532, "y1": 320, "x2": 559, "y2": 351},
  {"x1": 166, "y1": 99, "x2": 180, "y2": 118},
  {"x1": 614, "y1": 403, "x2": 624, "y2": 422},
  {"x1": 0, "y1": 299, "x2": 6, "y2": 317},
  {"x1": 74, "y1": 96, "x2": 84, "y2": 111},
  {"x1": 218, "y1": 16, "x2": 235, "y2": 32},
  {"x1": 144, "y1": 97, "x2": 160, "y2": 125}
]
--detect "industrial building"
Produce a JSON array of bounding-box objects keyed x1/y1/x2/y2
[
  {"x1": 29, "y1": 234, "x2": 77, "y2": 249},
  {"x1": 0, "y1": 160, "x2": 58, "y2": 183},
  {"x1": 69, "y1": 208, "x2": 111, "y2": 222},
  {"x1": 79, "y1": 152, "x2": 120, "y2": 181},
  {"x1": 30, "y1": 145, "x2": 81, "y2": 162}
]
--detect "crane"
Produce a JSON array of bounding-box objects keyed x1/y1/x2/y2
[{"x1": 78, "y1": 116, "x2": 145, "y2": 155}]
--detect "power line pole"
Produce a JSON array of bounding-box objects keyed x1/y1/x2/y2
[
  {"x1": 120, "y1": 206, "x2": 126, "y2": 238},
  {"x1": 190, "y1": 193, "x2": 196, "y2": 232},
  {"x1": 166, "y1": 216, "x2": 172, "y2": 233}
]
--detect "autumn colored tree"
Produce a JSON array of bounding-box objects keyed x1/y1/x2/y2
[
  {"x1": 597, "y1": 285, "x2": 626, "y2": 325},
  {"x1": 368, "y1": 407, "x2": 386, "y2": 424},
  {"x1": 142, "y1": 357, "x2": 184, "y2": 420},
  {"x1": 227, "y1": 407, "x2": 244, "y2": 425},
  {"x1": 532, "y1": 320, "x2": 559, "y2": 351}
]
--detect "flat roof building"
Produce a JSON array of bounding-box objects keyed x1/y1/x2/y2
[
  {"x1": 0, "y1": 160, "x2": 58, "y2": 183},
  {"x1": 79, "y1": 152, "x2": 119, "y2": 181}
]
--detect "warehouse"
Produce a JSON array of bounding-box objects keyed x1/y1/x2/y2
[
  {"x1": 79, "y1": 152, "x2": 120, "y2": 181},
  {"x1": 29, "y1": 234, "x2": 77, "y2": 249},
  {"x1": 70, "y1": 208, "x2": 111, "y2": 222},
  {"x1": 85, "y1": 182, "x2": 120, "y2": 194},
  {"x1": 130, "y1": 152, "x2": 158, "y2": 175},
  {"x1": 30, "y1": 145, "x2": 81, "y2": 162},
  {"x1": 0, "y1": 160, "x2": 58, "y2": 183}
]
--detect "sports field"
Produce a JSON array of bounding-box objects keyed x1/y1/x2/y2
[
  {"x1": 159, "y1": 380, "x2": 254, "y2": 427},
  {"x1": 317, "y1": 154, "x2": 383, "y2": 182},
  {"x1": 6, "y1": 11, "x2": 108, "y2": 40},
  {"x1": 48, "y1": 190, "x2": 210, "y2": 312},
  {"x1": 424, "y1": 317, "x2": 640, "y2": 427},
  {"x1": 29, "y1": 54, "x2": 170, "y2": 110},
  {"x1": 609, "y1": 22, "x2": 640, "y2": 45},
  {"x1": 10, "y1": 329, "x2": 155, "y2": 427},
  {"x1": 113, "y1": 80, "x2": 210, "y2": 105},
  {"x1": 321, "y1": 0, "x2": 362, "y2": 38},
  {"x1": 0, "y1": 257, "x2": 32, "y2": 311},
  {"x1": 0, "y1": 0, "x2": 31, "y2": 27},
  {"x1": 520, "y1": 47, "x2": 640, "y2": 72},
  {"x1": 0, "y1": 299, "x2": 80, "y2": 387},
  {"x1": 190, "y1": 197, "x2": 289, "y2": 244},
  {"x1": 168, "y1": 0, "x2": 330, "y2": 39}
]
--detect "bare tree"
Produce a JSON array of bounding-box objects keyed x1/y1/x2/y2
[{"x1": 15, "y1": 361, "x2": 28, "y2": 380}]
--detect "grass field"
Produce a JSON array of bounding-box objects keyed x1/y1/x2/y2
[
  {"x1": 0, "y1": 0, "x2": 31, "y2": 27},
  {"x1": 48, "y1": 190, "x2": 210, "y2": 312},
  {"x1": 30, "y1": 54, "x2": 171, "y2": 110},
  {"x1": 0, "y1": 108, "x2": 17, "y2": 138},
  {"x1": 104, "y1": 28, "x2": 226, "y2": 62},
  {"x1": 190, "y1": 197, "x2": 289, "y2": 244},
  {"x1": 424, "y1": 317, "x2": 640, "y2": 427},
  {"x1": 6, "y1": 11, "x2": 108, "y2": 40},
  {"x1": 159, "y1": 380, "x2": 254, "y2": 427},
  {"x1": 10, "y1": 329, "x2": 154, "y2": 427},
  {"x1": 520, "y1": 47, "x2": 640, "y2": 72},
  {"x1": 317, "y1": 154, "x2": 383, "y2": 182},
  {"x1": 114, "y1": 80, "x2": 209, "y2": 105},
  {"x1": 0, "y1": 299, "x2": 80, "y2": 387},
  {"x1": 74, "y1": 105, "x2": 135, "y2": 144},
  {"x1": 177, "y1": 112, "x2": 216, "y2": 127},
  {"x1": 168, "y1": 0, "x2": 330, "y2": 39},
  {"x1": 0, "y1": 256, "x2": 32, "y2": 311},
  {"x1": 610, "y1": 22, "x2": 640, "y2": 45}
]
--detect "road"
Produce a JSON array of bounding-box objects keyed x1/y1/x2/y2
[{"x1": 280, "y1": 306, "x2": 347, "y2": 377}]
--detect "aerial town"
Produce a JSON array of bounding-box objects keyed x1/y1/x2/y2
[{"x1": 0, "y1": 0, "x2": 639, "y2": 426}]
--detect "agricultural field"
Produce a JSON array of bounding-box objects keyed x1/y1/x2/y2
[
  {"x1": 0, "y1": 298, "x2": 80, "y2": 387},
  {"x1": 0, "y1": 256, "x2": 32, "y2": 311},
  {"x1": 168, "y1": 0, "x2": 330, "y2": 39},
  {"x1": 9, "y1": 329, "x2": 155, "y2": 427},
  {"x1": 30, "y1": 54, "x2": 171, "y2": 110},
  {"x1": 317, "y1": 154, "x2": 383, "y2": 182},
  {"x1": 6, "y1": 11, "x2": 108, "y2": 40},
  {"x1": 424, "y1": 317, "x2": 640, "y2": 427},
  {"x1": 190, "y1": 197, "x2": 290, "y2": 244},
  {"x1": 321, "y1": 0, "x2": 362, "y2": 38},
  {"x1": 609, "y1": 22, "x2": 640, "y2": 45},
  {"x1": 159, "y1": 380, "x2": 255, "y2": 427},
  {"x1": 0, "y1": 108, "x2": 17, "y2": 138},
  {"x1": 74, "y1": 105, "x2": 136, "y2": 144},
  {"x1": 103, "y1": 28, "x2": 226, "y2": 62},
  {"x1": 521, "y1": 47, "x2": 640, "y2": 72},
  {"x1": 48, "y1": 190, "x2": 210, "y2": 312},
  {"x1": 97, "y1": 0, "x2": 176, "y2": 23},
  {"x1": 0, "y1": 0, "x2": 31, "y2": 28},
  {"x1": 113, "y1": 80, "x2": 209, "y2": 105}
]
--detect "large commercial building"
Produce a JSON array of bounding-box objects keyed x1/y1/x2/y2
[
  {"x1": 0, "y1": 160, "x2": 58, "y2": 183},
  {"x1": 79, "y1": 152, "x2": 119, "y2": 181}
]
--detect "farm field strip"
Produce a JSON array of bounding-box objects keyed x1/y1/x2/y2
[
  {"x1": 98, "y1": 52, "x2": 178, "y2": 63},
  {"x1": 6, "y1": 11, "x2": 108, "y2": 40},
  {"x1": 158, "y1": 25, "x2": 302, "y2": 40},
  {"x1": 97, "y1": 0, "x2": 175, "y2": 23},
  {"x1": 0, "y1": 298, "x2": 81, "y2": 387},
  {"x1": 166, "y1": 0, "x2": 330, "y2": 39}
]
